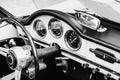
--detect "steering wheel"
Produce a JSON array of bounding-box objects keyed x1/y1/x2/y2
[
  {"x1": 1, "y1": 17, "x2": 39, "y2": 80},
  {"x1": 2, "y1": 17, "x2": 61, "y2": 80}
]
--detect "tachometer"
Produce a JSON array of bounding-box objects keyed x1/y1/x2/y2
[
  {"x1": 48, "y1": 18, "x2": 63, "y2": 38},
  {"x1": 34, "y1": 19, "x2": 47, "y2": 38},
  {"x1": 65, "y1": 30, "x2": 81, "y2": 51}
]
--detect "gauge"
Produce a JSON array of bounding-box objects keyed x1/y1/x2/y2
[
  {"x1": 48, "y1": 18, "x2": 63, "y2": 38},
  {"x1": 65, "y1": 30, "x2": 81, "y2": 51},
  {"x1": 34, "y1": 19, "x2": 47, "y2": 38}
]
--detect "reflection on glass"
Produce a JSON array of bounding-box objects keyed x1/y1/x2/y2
[
  {"x1": 48, "y1": 18, "x2": 63, "y2": 38},
  {"x1": 78, "y1": 12, "x2": 100, "y2": 30}
]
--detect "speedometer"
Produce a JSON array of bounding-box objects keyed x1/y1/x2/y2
[
  {"x1": 65, "y1": 30, "x2": 81, "y2": 51},
  {"x1": 48, "y1": 18, "x2": 63, "y2": 38},
  {"x1": 34, "y1": 19, "x2": 47, "y2": 38}
]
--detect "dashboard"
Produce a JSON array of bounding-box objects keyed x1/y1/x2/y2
[{"x1": 17, "y1": 9, "x2": 120, "y2": 80}]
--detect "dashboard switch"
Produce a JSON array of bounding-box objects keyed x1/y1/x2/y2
[{"x1": 89, "y1": 48, "x2": 118, "y2": 64}]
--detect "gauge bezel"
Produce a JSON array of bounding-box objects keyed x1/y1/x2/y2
[
  {"x1": 48, "y1": 18, "x2": 63, "y2": 39},
  {"x1": 33, "y1": 19, "x2": 47, "y2": 39},
  {"x1": 64, "y1": 30, "x2": 82, "y2": 51}
]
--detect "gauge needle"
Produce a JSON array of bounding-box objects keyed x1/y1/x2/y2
[{"x1": 71, "y1": 37, "x2": 77, "y2": 44}]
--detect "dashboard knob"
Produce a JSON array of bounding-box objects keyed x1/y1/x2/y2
[
  {"x1": 82, "y1": 63, "x2": 89, "y2": 69},
  {"x1": 104, "y1": 74, "x2": 111, "y2": 80},
  {"x1": 49, "y1": 43, "x2": 60, "y2": 48},
  {"x1": 92, "y1": 68, "x2": 100, "y2": 74}
]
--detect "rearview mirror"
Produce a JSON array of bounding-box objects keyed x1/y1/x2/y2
[{"x1": 76, "y1": 11, "x2": 100, "y2": 30}]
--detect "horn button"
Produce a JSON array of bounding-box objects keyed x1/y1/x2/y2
[{"x1": 6, "y1": 46, "x2": 32, "y2": 70}]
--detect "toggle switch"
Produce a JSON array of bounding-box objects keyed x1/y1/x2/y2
[
  {"x1": 104, "y1": 73, "x2": 111, "y2": 80},
  {"x1": 82, "y1": 63, "x2": 89, "y2": 69},
  {"x1": 92, "y1": 68, "x2": 100, "y2": 74}
]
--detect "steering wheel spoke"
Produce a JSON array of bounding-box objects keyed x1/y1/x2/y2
[{"x1": 15, "y1": 70, "x2": 22, "y2": 80}]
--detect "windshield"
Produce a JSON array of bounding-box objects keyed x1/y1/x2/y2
[{"x1": 0, "y1": 0, "x2": 120, "y2": 23}]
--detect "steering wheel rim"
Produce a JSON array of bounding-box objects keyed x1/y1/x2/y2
[{"x1": 1, "y1": 17, "x2": 39, "y2": 80}]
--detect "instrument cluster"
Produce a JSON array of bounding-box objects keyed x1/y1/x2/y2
[{"x1": 26, "y1": 15, "x2": 82, "y2": 51}]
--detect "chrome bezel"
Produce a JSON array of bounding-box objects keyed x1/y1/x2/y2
[
  {"x1": 64, "y1": 30, "x2": 81, "y2": 51},
  {"x1": 33, "y1": 19, "x2": 47, "y2": 39}
]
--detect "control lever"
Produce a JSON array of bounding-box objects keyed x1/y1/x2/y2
[{"x1": 37, "y1": 45, "x2": 61, "y2": 59}]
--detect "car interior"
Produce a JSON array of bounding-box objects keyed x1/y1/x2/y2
[{"x1": 0, "y1": 0, "x2": 120, "y2": 80}]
